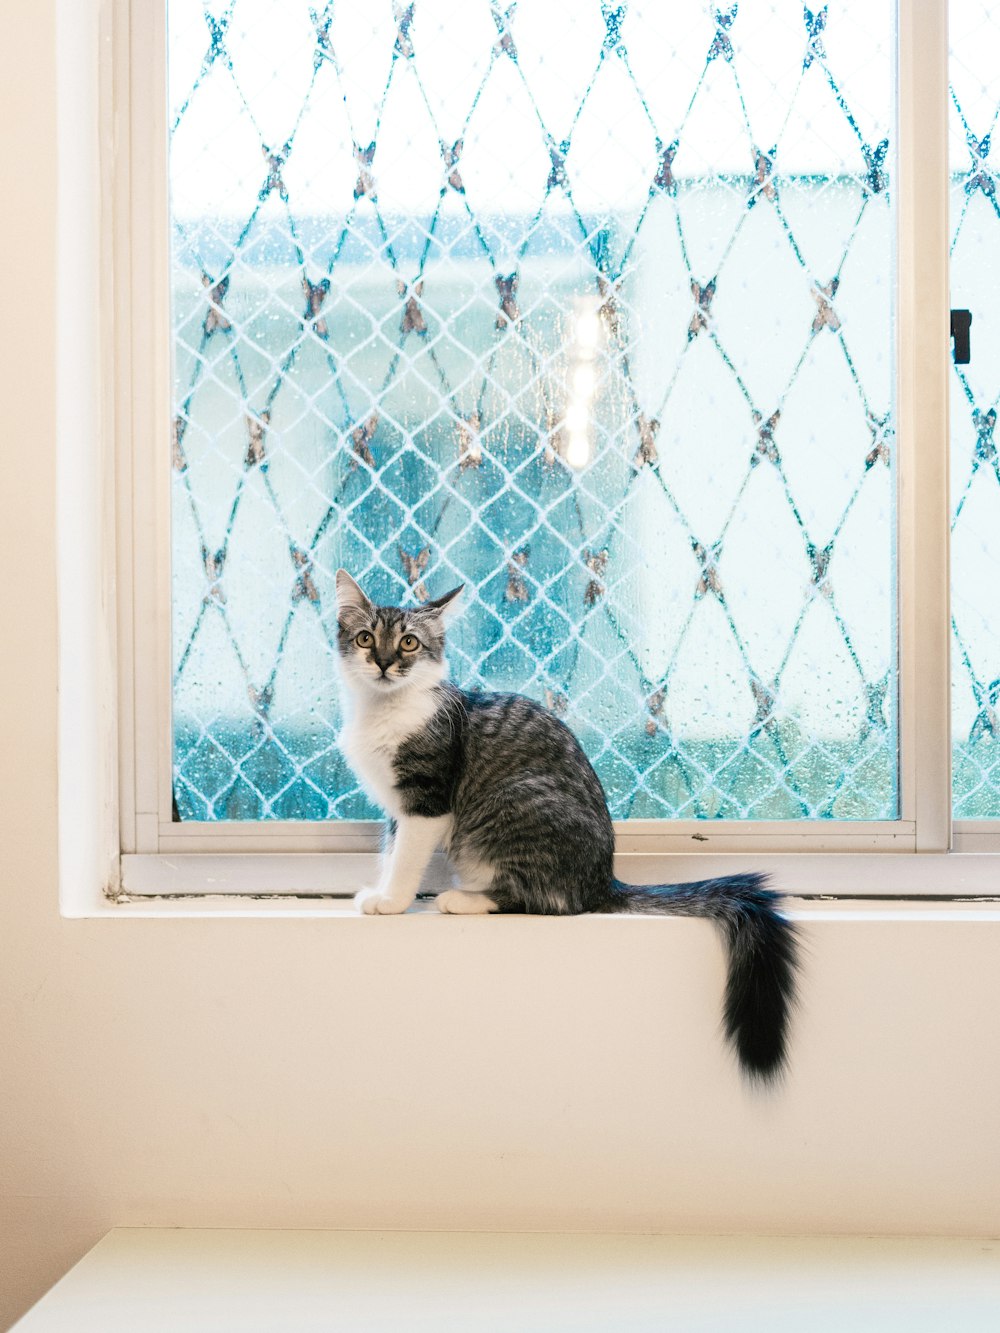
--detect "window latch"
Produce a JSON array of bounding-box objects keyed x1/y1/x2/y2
[{"x1": 951, "y1": 308, "x2": 972, "y2": 365}]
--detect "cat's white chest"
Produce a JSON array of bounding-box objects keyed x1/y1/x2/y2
[
  {"x1": 340, "y1": 723, "x2": 398, "y2": 815},
  {"x1": 339, "y1": 690, "x2": 439, "y2": 818}
]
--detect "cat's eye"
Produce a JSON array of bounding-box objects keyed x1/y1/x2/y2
[
  {"x1": 355, "y1": 631, "x2": 374, "y2": 648},
  {"x1": 400, "y1": 634, "x2": 420, "y2": 652}
]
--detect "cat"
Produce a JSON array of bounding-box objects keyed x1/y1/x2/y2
[{"x1": 334, "y1": 569, "x2": 798, "y2": 1082}]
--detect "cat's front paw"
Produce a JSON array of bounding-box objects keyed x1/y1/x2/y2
[{"x1": 355, "y1": 886, "x2": 410, "y2": 915}]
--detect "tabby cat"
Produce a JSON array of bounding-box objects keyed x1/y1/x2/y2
[{"x1": 335, "y1": 570, "x2": 798, "y2": 1082}]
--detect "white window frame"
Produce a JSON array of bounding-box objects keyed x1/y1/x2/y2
[{"x1": 62, "y1": 0, "x2": 1000, "y2": 909}]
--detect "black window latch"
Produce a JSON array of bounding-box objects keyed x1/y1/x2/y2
[{"x1": 951, "y1": 309, "x2": 972, "y2": 365}]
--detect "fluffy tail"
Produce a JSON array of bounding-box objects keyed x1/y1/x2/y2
[{"x1": 610, "y1": 873, "x2": 799, "y2": 1084}]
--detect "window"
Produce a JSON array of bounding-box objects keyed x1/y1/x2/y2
[
  {"x1": 109, "y1": 0, "x2": 988, "y2": 897},
  {"x1": 949, "y1": 0, "x2": 1000, "y2": 822}
]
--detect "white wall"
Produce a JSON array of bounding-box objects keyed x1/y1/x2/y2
[{"x1": 1, "y1": 3, "x2": 999, "y2": 1329}]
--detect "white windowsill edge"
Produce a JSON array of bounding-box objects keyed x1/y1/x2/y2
[
  {"x1": 55, "y1": 850, "x2": 1000, "y2": 918},
  {"x1": 74, "y1": 895, "x2": 1000, "y2": 923}
]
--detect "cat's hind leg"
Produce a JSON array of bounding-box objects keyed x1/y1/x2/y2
[
  {"x1": 437, "y1": 854, "x2": 499, "y2": 913},
  {"x1": 436, "y1": 889, "x2": 498, "y2": 914}
]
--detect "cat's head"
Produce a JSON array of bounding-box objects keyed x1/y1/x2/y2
[{"x1": 334, "y1": 569, "x2": 463, "y2": 695}]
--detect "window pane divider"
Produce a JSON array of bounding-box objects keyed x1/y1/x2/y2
[
  {"x1": 150, "y1": 818, "x2": 917, "y2": 857},
  {"x1": 896, "y1": 0, "x2": 952, "y2": 850}
]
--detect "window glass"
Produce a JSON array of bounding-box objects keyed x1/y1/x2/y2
[
  {"x1": 169, "y1": 1, "x2": 897, "y2": 821},
  {"x1": 950, "y1": 0, "x2": 1000, "y2": 817}
]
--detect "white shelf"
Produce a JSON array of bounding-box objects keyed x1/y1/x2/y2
[{"x1": 14, "y1": 1229, "x2": 1000, "y2": 1331}]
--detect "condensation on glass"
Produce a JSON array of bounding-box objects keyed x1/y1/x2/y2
[
  {"x1": 168, "y1": 1, "x2": 898, "y2": 822},
  {"x1": 950, "y1": 1, "x2": 1000, "y2": 817}
]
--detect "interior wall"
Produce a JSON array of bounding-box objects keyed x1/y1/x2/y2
[{"x1": 2, "y1": 2, "x2": 999, "y2": 1329}]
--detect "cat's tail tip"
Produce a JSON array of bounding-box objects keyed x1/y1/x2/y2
[
  {"x1": 721, "y1": 880, "x2": 800, "y2": 1085},
  {"x1": 613, "y1": 871, "x2": 800, "y2": 1084}
]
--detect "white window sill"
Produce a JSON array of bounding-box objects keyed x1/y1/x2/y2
[
  {"x1": 61, "y1": 850, "x2": 1000, "y2": 919},
  {"x1": 79, "y1": 897, "x2": 1000, "y2": 922},
  {"x1": 55, "y1": 815, "x2": 1000, "y2": 913}
]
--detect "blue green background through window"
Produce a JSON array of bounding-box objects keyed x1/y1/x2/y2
[{"x1": 169, "y1": 1, "x2": 898, "y2": 821}]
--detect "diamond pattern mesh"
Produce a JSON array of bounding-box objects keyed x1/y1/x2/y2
[
  {"x1": 169, "y1": 0, "x2": 898, "y2": 822},
  {"x1": 950, "y1": 0, "x2": 1000, "y2": 817}
]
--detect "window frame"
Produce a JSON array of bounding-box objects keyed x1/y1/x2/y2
[{"x1": 97, "y1": 0, "x2": 1000, "y2": 904}]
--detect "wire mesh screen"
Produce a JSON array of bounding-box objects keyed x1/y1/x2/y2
[
  {"x1": 950, "y1": 1, "x2": 1000, "y2": 817},
  {"x1": 169, "y1": 0, "x2": 898, "y2": 822}
]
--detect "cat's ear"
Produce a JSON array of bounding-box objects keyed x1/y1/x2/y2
[
  {"x1": 426, "y1": 584, "x2": 464, "y2": 623},
  {"x1": 335, "y1": 569, "x2": 373, "y2": 615}
]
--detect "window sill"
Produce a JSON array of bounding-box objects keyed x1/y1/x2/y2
[
  {"x1": 79, "y1": 896, "x2": 1000, "y2": 922},
  {"x1": 62, "y1": 849, "x2": 1000, "y2": 919}
]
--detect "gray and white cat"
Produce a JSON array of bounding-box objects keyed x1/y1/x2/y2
[{"x1": 335, "y1": 569, "x2": 798, "y2": 1081}]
